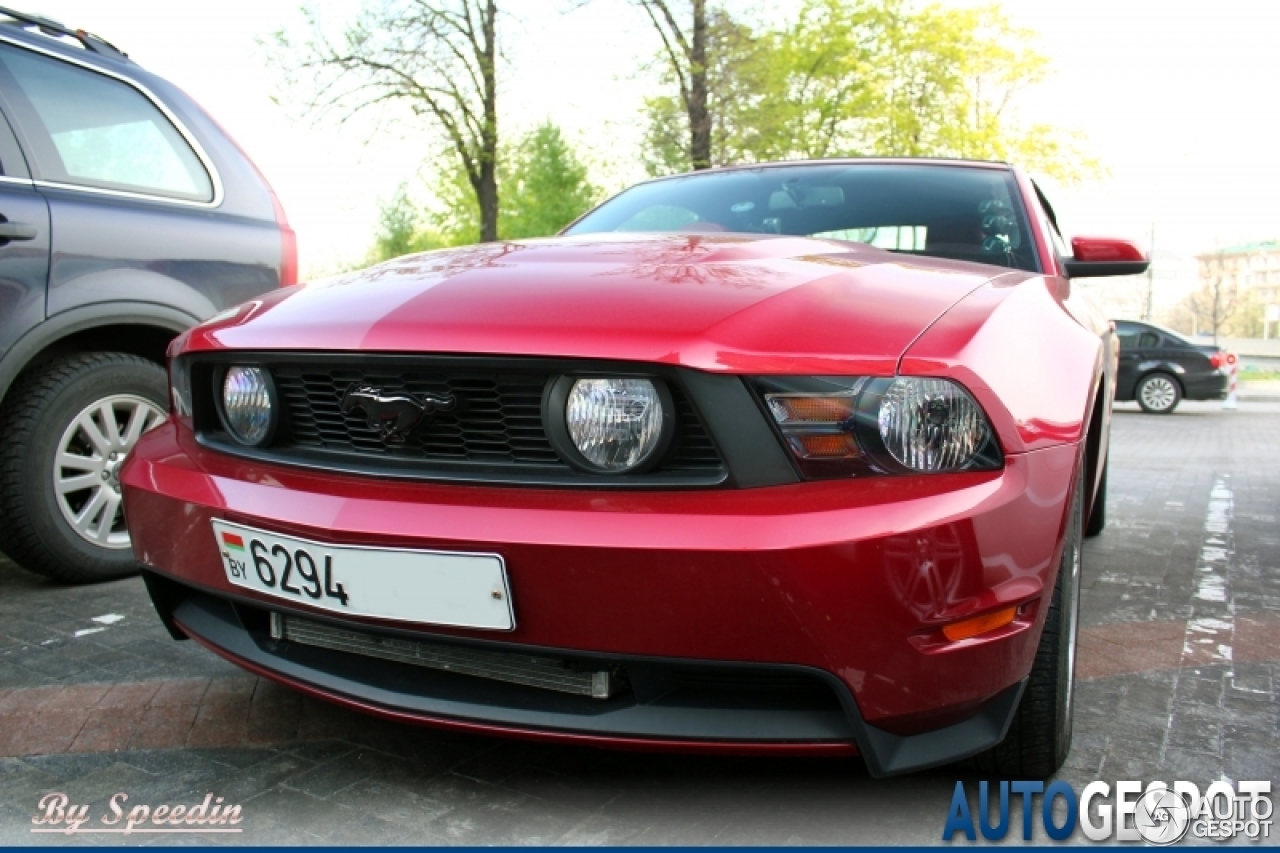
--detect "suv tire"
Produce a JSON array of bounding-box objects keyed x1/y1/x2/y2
[
  {"x1": 0, "y1": 353, "x2": 167, "y2": 583},
  {"x1": 968, "y1": 460, "x2": 1083, "y2": 777}
]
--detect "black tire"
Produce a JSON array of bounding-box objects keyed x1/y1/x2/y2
[
  {"x1": 1135, "y1": 372, "x2": 1181, "y2": 414},
  {"x1": 1084, "y1": 457, "x2": 1106, "y2": 538},
  {"x1": 969, "y1": 462, "x2": 1083, "y2": 777},
  {"x1": 0, "y1": 353, "x2": 167, "y2": 583}
]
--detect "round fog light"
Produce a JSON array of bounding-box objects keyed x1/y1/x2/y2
[
  {"x1": 565, "y1": 378, "x2": 666, "y2": 472},
  {"x1": 221, "y1": 366, "x2": 275, "y2": 446}
]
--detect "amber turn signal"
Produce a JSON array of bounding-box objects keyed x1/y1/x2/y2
[
  {"x1": 941, "y1": 606, "x2": 1017, "y2": 642},
  {"x1": 788, "y1": 433, "x2": 860, "y2": 459},
  {"x1": 768, "y1": 396, "x2": 855, "y2": 423}
]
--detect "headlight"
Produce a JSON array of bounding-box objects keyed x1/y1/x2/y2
[
  {"x1": 545, "y1": 377, "x2": 672, "y2": 473},
  {"x1": 877, "y1": 378, "x2": 991, "y2": 472},
  {"x1": 756, "y1": 376, "x2": 1001, "y2": 479},
  {"x1": 219, "y1": 365, "x2": 276, "y2": 446}
]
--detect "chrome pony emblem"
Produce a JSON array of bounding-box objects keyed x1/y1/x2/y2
[{"x1": 340, "y1": 384, "x2": 456, "y2": 443}]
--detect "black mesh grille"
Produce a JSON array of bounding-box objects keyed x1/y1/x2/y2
[
  {"x1": 274, "y1": 367, "x2": 558, "y2": 465},
  {"x1": 246, "y1": 363, "x2": 723, "y2": 479}
]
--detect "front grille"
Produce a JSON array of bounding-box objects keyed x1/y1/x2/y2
[
  {"x1": 273, "y1": 366, "x2": 560, "y2": 466},
  {"x1": 194, "y1": 356, "x2": 725, "y2": 485},
  {"x1": 273, "y1": 612, "x2": 616, "y2": 699}
]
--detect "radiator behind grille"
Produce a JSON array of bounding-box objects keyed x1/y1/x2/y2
[{"x1": 271, "y1": 613, "x2": 615, "y2": 699}]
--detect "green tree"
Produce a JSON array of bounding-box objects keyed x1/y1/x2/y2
[
  {"x1": 425, "y1": 160, "x2": 485, "y2": 247},
  {"x1": 368, "y1": 184, "x2": 451, "y2": 263},
  {"x1": 634, "y1": 0, "x2": 714, "y2": 170},
  {"x1": 641, "y1": 9, "x2": 784, "y2": 174},
  {"x1": 368, "y1": 123, "x2": 601, "y2": 260},
  {"x1": 851, "y1": 1, "x2": 1096, "y2": 180},
  {"x1": 639, "y1": 0, "x2": 1097, "y2": 182},
  {"x1": 376, "y1": 185, "x2": 419, "y2": 259},
  {"x1": 502, "y1": 123, "x2": 601, "y2": 238}
]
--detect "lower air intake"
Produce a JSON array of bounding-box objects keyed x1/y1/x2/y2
[{"x1": 270, "y1": 612, "x2": 616, "y2": 699}]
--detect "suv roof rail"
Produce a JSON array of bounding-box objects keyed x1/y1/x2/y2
[{"x1": 0, "y1": 5, "x2": 128, "y2": 61}]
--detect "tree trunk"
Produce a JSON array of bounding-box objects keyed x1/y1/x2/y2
[
  {"x1": 479, "y1": 0, "x2": 500, "y2": 241},
  {"x1": 477, "y1": 159, "x2": 499, "y2": 243},
  {"x1": 687, "y1": 0, "x2": 711, "y2": 169}
]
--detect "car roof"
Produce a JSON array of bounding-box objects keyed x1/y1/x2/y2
[
  {"x1": 631, "y1": 157, "x2": 1014, "y2": 189},
  {"x1": 0, "y1": 7, "x2": 131, "y2": 70}
]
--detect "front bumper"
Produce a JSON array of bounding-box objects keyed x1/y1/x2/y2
[{"x1": 122, "y1": 422, "x2": 1078, "y2": 775}]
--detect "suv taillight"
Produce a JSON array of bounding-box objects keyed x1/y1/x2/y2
[{"x1": 269, "y1": 189, "x2": 298, "y2": 287}]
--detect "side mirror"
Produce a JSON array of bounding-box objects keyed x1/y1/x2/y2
[{"x1": 1063, "y1": 236, "x2": 1149, "y2": 278}]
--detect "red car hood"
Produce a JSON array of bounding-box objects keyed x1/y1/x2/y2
[{"x1": 185, "y1": 233, "x2": 1020, "y2": 375}]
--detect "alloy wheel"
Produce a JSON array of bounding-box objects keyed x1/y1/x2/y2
[
  {"x1": 52, "y1": 394, "x2": 166, "y2": 549},
  {"x1": 1139, "y1": 376, "x2": 1177, "y2": 412}
]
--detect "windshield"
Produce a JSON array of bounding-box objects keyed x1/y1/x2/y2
[{"x1": 566, "y1": 164, "x2": 1039, "y2": 272}]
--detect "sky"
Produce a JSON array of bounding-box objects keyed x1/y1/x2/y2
[{"x1": 30, "y1": 0, "x2": 1280, "y2": 281}]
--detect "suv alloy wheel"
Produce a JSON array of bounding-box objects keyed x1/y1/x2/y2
[{"x1": 0, "y1": 353, "x2": 167, "y2": 582}]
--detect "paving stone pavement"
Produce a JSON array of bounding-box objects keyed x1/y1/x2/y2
[{"x1": 0, "y1": 400, "x2": 1276, "y2": 845}]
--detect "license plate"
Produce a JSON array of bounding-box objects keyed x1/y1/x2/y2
[{"x1": 210, "y1": 520, "x2": 514, "y2": 631}]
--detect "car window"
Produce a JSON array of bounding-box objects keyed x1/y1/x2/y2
[
  {"x1": 1116, "y1": 328, "x2": 1140, "y2": 349},
  {"x1": 813, "y1": 225, "x2": 928, "y2": 250},
  {"x1": 1143, "y1": 322, "x2": 1197, "y2": 347},
  {"x1": 567, "y1": 164, "x2": 1039, "y2": 272},
  {"x1": 1138, "y1": 332, "x2": 1160, "y2": 348},
  {"x1": 0, "y1": 44, "x2": 212, "y2": 202},
  {"x1": 616, "y1": 204, "x2": 701, "y2": 232},
  {"x1": 0, "y1": 104, "x2": 27, "y2": 178}
]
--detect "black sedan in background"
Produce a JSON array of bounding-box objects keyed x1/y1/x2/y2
[{"x1": 1115, "y1": 320, "x2": 1228, "y2": 413}]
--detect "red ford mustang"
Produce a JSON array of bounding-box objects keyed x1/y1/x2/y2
[{"x1": 121, "y1": 160, "x2": 1146, "y2": 777}]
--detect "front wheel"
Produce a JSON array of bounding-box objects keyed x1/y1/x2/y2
[
  {"x1": 1085, "y1": 457, "x2": 1107, "y2": 538},
  {"x1": 0, "y1": 353, "x2": 168, "y2": 583},
  {"x1": 969, "y1": 461, "x2": 1084, "y2": 777},
  {"x1": 1136, "y1": 372, "x2": 1181, "y2": 414}
]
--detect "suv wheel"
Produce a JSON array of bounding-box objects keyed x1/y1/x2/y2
[
  {"x1": 1136, "y1": 372, "x2": 1181, "y2": 414},
  {"x1": 969, "y1": 460, "x2": 1083, "y2": 777},
  {"x1": 0, "y1": 353, "x2": 167, "y2": 583}
]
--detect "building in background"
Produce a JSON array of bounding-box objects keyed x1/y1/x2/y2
[
  {"x1": 1181, "y1": 241, "x2": 1280, "y2": 339},
  {"x1": 1195, "y1": 241, "x2": 1280, "y2": 304}
]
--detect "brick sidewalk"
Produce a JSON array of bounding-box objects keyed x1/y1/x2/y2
[{"x1": 0, "y1": 677, "x2": 355, "y2": 758}]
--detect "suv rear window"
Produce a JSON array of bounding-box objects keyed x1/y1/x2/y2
[{"x1": 0, "y1": 44, "x2": 213, "y2": 202}]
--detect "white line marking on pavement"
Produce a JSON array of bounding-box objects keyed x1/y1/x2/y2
[{"x1": 1182, "y1": 476, "x2": 1235, "y2": 667}]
